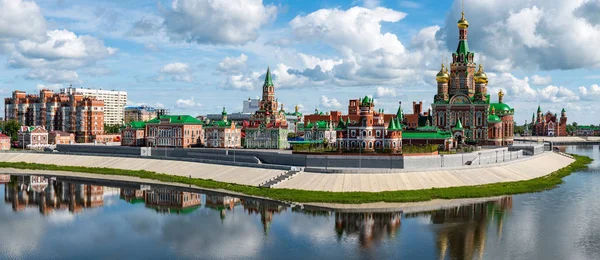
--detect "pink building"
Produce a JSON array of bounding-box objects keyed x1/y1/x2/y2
[
  {"x1": 49, "y1": 131, "x2": 75, "y2": 144},
  {"x1": 17, "y1": 126, "x2": 48, "y2": 148},
  {"x1": 0, "y1": 133, "x2": 10, "y2": 150}
]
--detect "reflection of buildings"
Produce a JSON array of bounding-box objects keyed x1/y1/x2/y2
[
  {"x1": 406, "y1": 197, "x2": 513, "y2": 260},
  {"x1": 120, "y1": 188, "x2": 145, "y2": 204},
  {"x1": 0, "y1": 174, "x2": 10, "y2": 183},
  {"x1": 242, "y1": 199, "x2": 286, "y2": 235},
  {"x1": 144, "y1": 189, "x2": 201, "y2": 214},
  {"x1": 4, "y1": 175, "x2": 105, "y2": 215},
  {"x1": 334, "y1": 212, "x2": 402, "y2": 248},
  {"x1": 205, "y1": 194, "x2": 241, "y2": 219}
]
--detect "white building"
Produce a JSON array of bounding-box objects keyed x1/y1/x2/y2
[{"x1": 60, "y1": 87, "x2": 127, "y2": 126}]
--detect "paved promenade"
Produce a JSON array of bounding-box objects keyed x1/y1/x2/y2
[
  {"x1": 0, "y1": 153, "x2": 284, "y2": 186},
  {"x1": 276, "y1": 152, "x2": 574, "y2": 192},
  {"x1": 0, "y1": 152, "x2": 574, "y2": 192}
]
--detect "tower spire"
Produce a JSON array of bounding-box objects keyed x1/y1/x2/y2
[{"x1": 264, "y1": 66, "x2": 273, "y2": 86}]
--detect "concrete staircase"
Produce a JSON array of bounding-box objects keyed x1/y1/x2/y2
[{"x1": 259, "y1": 169, "x2": 302, "y2": 188}]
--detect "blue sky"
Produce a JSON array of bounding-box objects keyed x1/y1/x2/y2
[{"x1": 1, "y1": 0, "x2": 599, "y2": 124}]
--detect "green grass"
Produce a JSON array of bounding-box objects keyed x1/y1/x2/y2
[{"x1": 0, "y1": 154, "x2": 592, "y2": 204}]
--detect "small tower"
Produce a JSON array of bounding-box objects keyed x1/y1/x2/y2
[
  {"x1": 221, "y1": 107, "x2": 228, "y2": 122},
  {"x1": 498, "y1": 89, "x2": 504, "y2": 103},
  {"x1": 452, "y1": 118, "x2": 465, "y2": 144},
  {"x1": 474, "y1": 64, "x2": 488, "y2": 101},
  {"x1": 435, "y1": 63, "x2": 450, "y2": 102}
]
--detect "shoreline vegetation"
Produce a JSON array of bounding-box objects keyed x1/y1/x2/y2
[{"x1": 0, "y1": 154, "x2": 592, "y2": 204}]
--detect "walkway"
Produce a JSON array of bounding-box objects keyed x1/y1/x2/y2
[
  {"x1": 275, "y1": 152, "x2": 574, "y2": 192},
  {"x1": 0, "y1": 153, "x2": 285, "y2": 186}
]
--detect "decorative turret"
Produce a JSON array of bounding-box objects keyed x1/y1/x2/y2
[
  {"x1": 474, "y1": 64, "x2": 488, "y2": 84},
  {"x1": 435, "y1": 63, "x2": 450, "y2": 102},
  {"x1": 396, "y1": 101, "x2": 404, "y2": 121},
  {"x1": 457, "y1": 12, "x2": 469, "y2": 30},
  {"x1": 387, "y1": 117, "x2": 397, "y2": 131},
  {"x1": 561, "y1": 108, "x2": 566, "y2": 117},
  {"x1": 498, "y1": 89, "x2": 504, "y2": 103},
  {"x1": 221, "y1": 107, "x2": 228, "y2": 122},
  {"x1": 436, "y1": 64, "x2": 450, "y2": 83}
]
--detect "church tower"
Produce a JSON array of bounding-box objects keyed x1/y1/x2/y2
[
  {"x1": 435, "y1": 63, "x2": 450, "y2": 102},
  {"x1": 260, "y1": 67, "x2": 278, "y2": 113},
  {"x1": 474, "y1": 64, "x2": 488, "y2": 102},
  {"x1": 449, "y1": 8, "x2": 476, "y2": 97}
]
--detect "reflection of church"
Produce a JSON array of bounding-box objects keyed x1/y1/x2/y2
[
  {"x1": 431, "y1": 9, "x2": 514, "y2": 146},
  {"x1": 242, "y1": 199, "x2": 285, "y2": 235},
  {"x1": 205, "y1": 194, "x2": 241, "y2": 220},
  {"x1": 408, "y1": 197, "x2": 513, "y2": 260},
  {"x1": 144, "y1": 189, "x2": 201, "y2": 214},
  {"x1": 334, "y1": 212, "x2": 402, "y2": 248}
]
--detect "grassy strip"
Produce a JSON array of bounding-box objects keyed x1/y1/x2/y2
[{"x1": 0, "y1": 154, "x2": 592, "y2": 204}]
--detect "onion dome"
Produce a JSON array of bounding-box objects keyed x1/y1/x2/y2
[
  {"x1": 436, "y1": 64, "x2": 450, "y2": 83},
  {"x1": 474, "y1": 64, "x2": 488, "y2": 84},
  {"x1": 457, "y1": 12, "x2": 469, "y2": 29}
]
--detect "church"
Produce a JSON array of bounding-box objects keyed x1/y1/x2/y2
[{"x1": 431, "y1": 10, "x2": 514, "y2": 146}]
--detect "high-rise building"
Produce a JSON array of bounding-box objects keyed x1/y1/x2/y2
[
  {"x1": 4, "y1": 89, "x2": 104, "y2": 143},
  {"x1": 60, "y1": 87, "x2": 127, "y2": 126}
]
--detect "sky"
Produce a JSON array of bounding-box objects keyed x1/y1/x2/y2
[{"x1": 0, "y1": 0, "x2": 599, "y2": 124}]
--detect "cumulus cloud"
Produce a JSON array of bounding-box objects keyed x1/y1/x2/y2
[
  {"x1": 127, "y1": 18, "x2": 162, "y2": 37},
  {"x1": 531, "y1": 75, "x2": 552, "y2": 86},
  {"x1": 578, "y1": 84, "x2": 600, "y2": 100},
  {"x1": 223, "y1": 73, "x2": 258, "y2": 90},
  {"x1": 488, "y1": 72, "x2": 581, "y2": 103},
  {"x1": 163, "y1": 0, "x2": 277, "y2": 45},
  {"x1": 26, "y1": 69, "x2": 80, "y2": 83},
  {"x1": 0, "y1": 0, "x2": 47, "y2": 41},
  {"x1": 374, "y1": 86, "x2": 397, "y2": 98},
  {"x1": 574, "y1": 0, "x2": 600, "y2": 26},
  {"x1": 175, "y1": 97, "x2": 202, "y2": 108},
  {"x1": 320, "y1": 95, "x2": 342, "y2": 108},
  {"x1": 35, "y1": 83, "x2": 63, "y2": 91},
  {"x1": 217, "y1": 54, "x2": 248, "y2": 73},
  {"x1": 438, "y1": 0, "x2": 600, "y2": 70},
  {"x1": 158, "y1": 62, "x2": 194, "y2": 82}
]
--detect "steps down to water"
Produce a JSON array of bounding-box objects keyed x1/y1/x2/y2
[{"x1": 259, "y1": 169, "x2": 302, "y2": 188}]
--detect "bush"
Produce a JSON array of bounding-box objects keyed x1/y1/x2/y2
[{"x1": 402, "y1": 144, "x2": 438, "y2": 154}]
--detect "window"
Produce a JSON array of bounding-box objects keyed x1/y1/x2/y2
[{"x1": 351, "y1": 130, "x2": 356, "y2": 137}]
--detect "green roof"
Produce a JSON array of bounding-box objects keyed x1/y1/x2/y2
[
  {"x1": 489, "y1": 102, "x2": 514, "y2": 115},
  {"x1": 561, "y1": 108, "x2": 566, "y2": 113},
  {"x1": 396, "y1": 104, "x2": 403, "y2": 120},
  {"x1": 129, "y1": 121, "x2": 146, "y2": 129},
  {"x1": 222, "y1": 107, "x2": 227, "y2": 116},
  {"x1": 264, "y1": 67, "x2": 274, "y2": 86},
  {"x1": 147, "y1": 205, "x2": 200, "y2": 215},
  {"x1": 577, "y1": 125, "x2": 600, "y2": 130},
  {"x1": 453, "y1": 118, "x2": 463, "y2": 130},
  {"x1": 455, "y1": 40, "x2": 470, "y2": 63},
  {"x1": 415, "y1": 125, "x2": 439, "y2": 132},
  {"x1": 304, "y1": 120, "x2": 329, "y2": 130},
  {"x1": 336, "y1": 117, "x2": 346, "y2": 130},
  {"x1": 403, "y1": 130, "x2": 452, "y2": 140},
  {"x1": 206, "y1": 119, "x2": 236, "y2": 128},
  {"x1": 488, "y1": 114, "x2": 501, "y2": 123},
  {"x1": 147, "y1": 115, "x2": 203, "y2": 124},
  {"x1": 387, "y1": 118, "x2": 397, "y2": 130},
  {"x1": 537, "y1": 105, "x2": 541, "y2": 113}
]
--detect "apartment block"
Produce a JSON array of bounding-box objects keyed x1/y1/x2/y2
[{"x1": 60, "y1": 87, "x2": 127, "y2": 126}]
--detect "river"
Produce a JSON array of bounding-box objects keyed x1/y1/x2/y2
[{"x1": 0, "y1": 145, "x2": 598, "y2": 259}]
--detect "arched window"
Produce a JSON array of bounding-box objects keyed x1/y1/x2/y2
[
  {"x1": 368, "y1": 142, "x2": 372, "y2": 148},
  {"x1": 362, "y1": 142, "x2": 366, "y2": 149}
]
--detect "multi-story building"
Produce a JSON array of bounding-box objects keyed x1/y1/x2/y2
[
  {"x1": 145, "y1": 115, "x2": 204, "y2": 148},
  {"x1": 244, "y1": 68, "x2": 290, "y2": 149},
  {"x1": 431, "y1": 10, "x2": 514, "y2": 146},
  {"x1": 60, "y1": 87, "x2": 127, "y2": 126},
  {"x1": 0, "y1": 133, "x2": 10, "y2": 150},
  {"x1": 297, "y1": 120, "x2": 337, "y2": 145},
  {"x1": 335, "y1": 96, "x2": 402, "y2": 153},
  {"x1": 531, "y1": 107, "x2": 568, "y2": 137},
  {"x1": 121, "y1": 121, "x2": 146, "y2": 146},
  {"x1": 204, "y1": 108, "x2": 242, "y2": 148},
  {"x1": 17, "y1": 126, "x2": 48, "y2": 148},
  {"x1": 124, "y1": 105, "x2": 169, "y2": 123},
  {"x1": 4, "y1": 89, "x2": 104, "y2": 143},
  {"x1": 401, "y1": 101, "x2": 433, "y2": 130},
  {"x1": 576, "y1": 125, "x2": 600, "y2": 136},
  {"x1": 48, "y1": 131, "x2": 74, "y2": 144},
  {"x1": 304, "y1": 100, "x2": 397, "y2": 126}
]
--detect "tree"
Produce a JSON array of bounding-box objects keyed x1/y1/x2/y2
[
  {"x1": 573, "y1": 122, "x2": 578, "y2": 128},
  {"x1": 104, "y1": 124, "x2": 121, "y2": 134},
  {"x1": 0, "y1": 120, "x2": 21, "y2": 141}
]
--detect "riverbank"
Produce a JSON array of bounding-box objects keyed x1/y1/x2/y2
[{"x1": 0, "y1": 153, "x2": 592, "y2": 204}]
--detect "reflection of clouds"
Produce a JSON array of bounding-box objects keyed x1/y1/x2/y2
[
  {"x1": 0, "y1": 206, "x2": 45, "y2": 258},
  {"x1": 160, "y1": 208, "x2": 262, "y2": 260},
  {"x1": 287, "y1": 214, "x2": 333, "y2": 243},
  {"x1": 47, "y1": 210, "x2": 75, "y2": 225}
]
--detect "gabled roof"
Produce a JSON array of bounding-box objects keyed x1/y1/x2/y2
[{"x1": 0, "y1": 133, "x2": 9, "y2": 139}]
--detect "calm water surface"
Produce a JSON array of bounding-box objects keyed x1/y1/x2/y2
[{"x1": 0, "y1": 145, "x2": 599, "y2": 260}]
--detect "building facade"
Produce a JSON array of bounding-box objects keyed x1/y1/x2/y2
[
  {"x1": 335, "y1": 96, "x2": 402, "y2": 153},
  {"x1": 121, "y1": 121, "x2": 146, "y2": 146},
  {"x1": 145, "y1": 115, "x2": 204, "y2": 148},
  {"x1": 60, "y1": 87, "x2": 127, "y2": 126},
  {"x1": 297, "y1": 120, "x2": 337, "y2": 145},
  {"x1": 144, "y1": 189, "x2": 201, "y2": 214},
  {"x1": 576, "y1": 125, "x2": 600, "y2": 136},
  {"x1": 304, "y1": 99, "x2": 397, "y2": 127},
  {"x1": 18, "y1": 126, "x2": 48, "y2": 148},
  {"x1": 431, "y1": 11, "x2": 514, "y2": 146},
  {"x1": 204, "y1": 108, "x2": 242, "y2": 148},
  {"x1": 4, "y1": 89, "x2": 104, "y2": 143},
  {"x1": 124, "y1": 105, "x2": 169, "y2": 123},
  {"x1": 48, "y1": 131, "x2": 74, "y2": 144},
  {"x1": 244, "y1": 68, "x2": 290, "y2": 149},
  {"x1": 531, "y1": 107, "x2": 568, "y2": 136}
]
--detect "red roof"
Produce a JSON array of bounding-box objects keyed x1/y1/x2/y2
[{"x1": 0, "y1": 133, "x2": 9, "y2": 139}]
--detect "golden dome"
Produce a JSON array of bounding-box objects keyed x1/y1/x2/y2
[
  {"x1": 436, "y1": 64, "x2": 450, "y2": 83},
  {"x1": 457, "y1": 12, "x2": 469, "y2": 29},
  {"x1": 474, "y1": 64, "x2": 488, "y2": 84}
]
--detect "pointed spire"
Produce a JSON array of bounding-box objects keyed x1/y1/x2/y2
[
  {"x1": 388, "y1": 117, "x2": 397, "y2": 130},
  {"x1": 537, "y1": 105, "x2": 541, "y2": 113},
  {"x1": 263, "y1": 67, "x2": 274, "y2": 86},
  {"x1": 455, "y1": 118, "x2": 463, "y2": 129},
  {"x1": 396, "y1": 101, "x2": 403, "y2": 120}
]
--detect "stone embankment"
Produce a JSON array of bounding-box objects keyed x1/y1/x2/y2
[{"x1": 0, "y1": 151, "x2": 574, "y2": 192}]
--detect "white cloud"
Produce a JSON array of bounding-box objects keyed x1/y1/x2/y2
[
  {"x1": 320, "y1": 95, "x2": 342, "y2": 108},
  {"x1": 505, "y1": 6, "x2": 549, "y2": 48},
  {"x1": 489, "y1": 72, "x2": 580, "y2": 103},
  {"x1": 35, "y1": 83, "x2": 63, "y2": 91},
  {"x1": 0, "y1": 0, "x2": 47, "y2": 41},
  {"x1": 176, "y1": 97, "x2": 202, "y2": 108},
  {"x1": 223, "y1": 73, "x2": 257, "y2": 90},
  {"x1": 374, "y1": 86, "x2": 397, "y2": 98},
  {"x1": 537, "y1": 85, "x2": 579, "y2": 103},
  {"x1": 298, "y1": 53, "x2": 342, "y2": 71},
  {"x1": 290, "y1": 7, "x2": 406, "y2": 54},
  {"x1": 163, "y1": 0, "x2": 277, "y2": 45},
  {"x1": 578, "y1": 84, "x2": 600, "y2": 100},
  {"x1": 217, "y1": 54, "x2": 248, "y2": 73},
  {"x1": 159, "y1": 62, "x2": 194, "y2": 82},
  {"x1": 531, "y1": 75, "x2": 552, "y2": 86},
  {"x1": 26, "y1": 69, "x2": 80, "y2": 83}
]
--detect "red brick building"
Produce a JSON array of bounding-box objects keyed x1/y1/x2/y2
[
  {"x1": 4, "y1": 89, "x2": 104, "y2": 143},
  {"x1": 121, "y1": 121, "x2": 146, "y2": 146},
  {"x1": 145, "y1": 115, "x2": 204, "y2": 148},
  {"x1": 532, "y1": 107, "x2": 568, "y2": 136},
  {"x1": 304, "y1": 99, "x2": 397, "y2": 126}
]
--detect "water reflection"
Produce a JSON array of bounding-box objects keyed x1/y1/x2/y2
[{"x1": 334, "y1": 212, "x2": 402, "y2": 248}]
